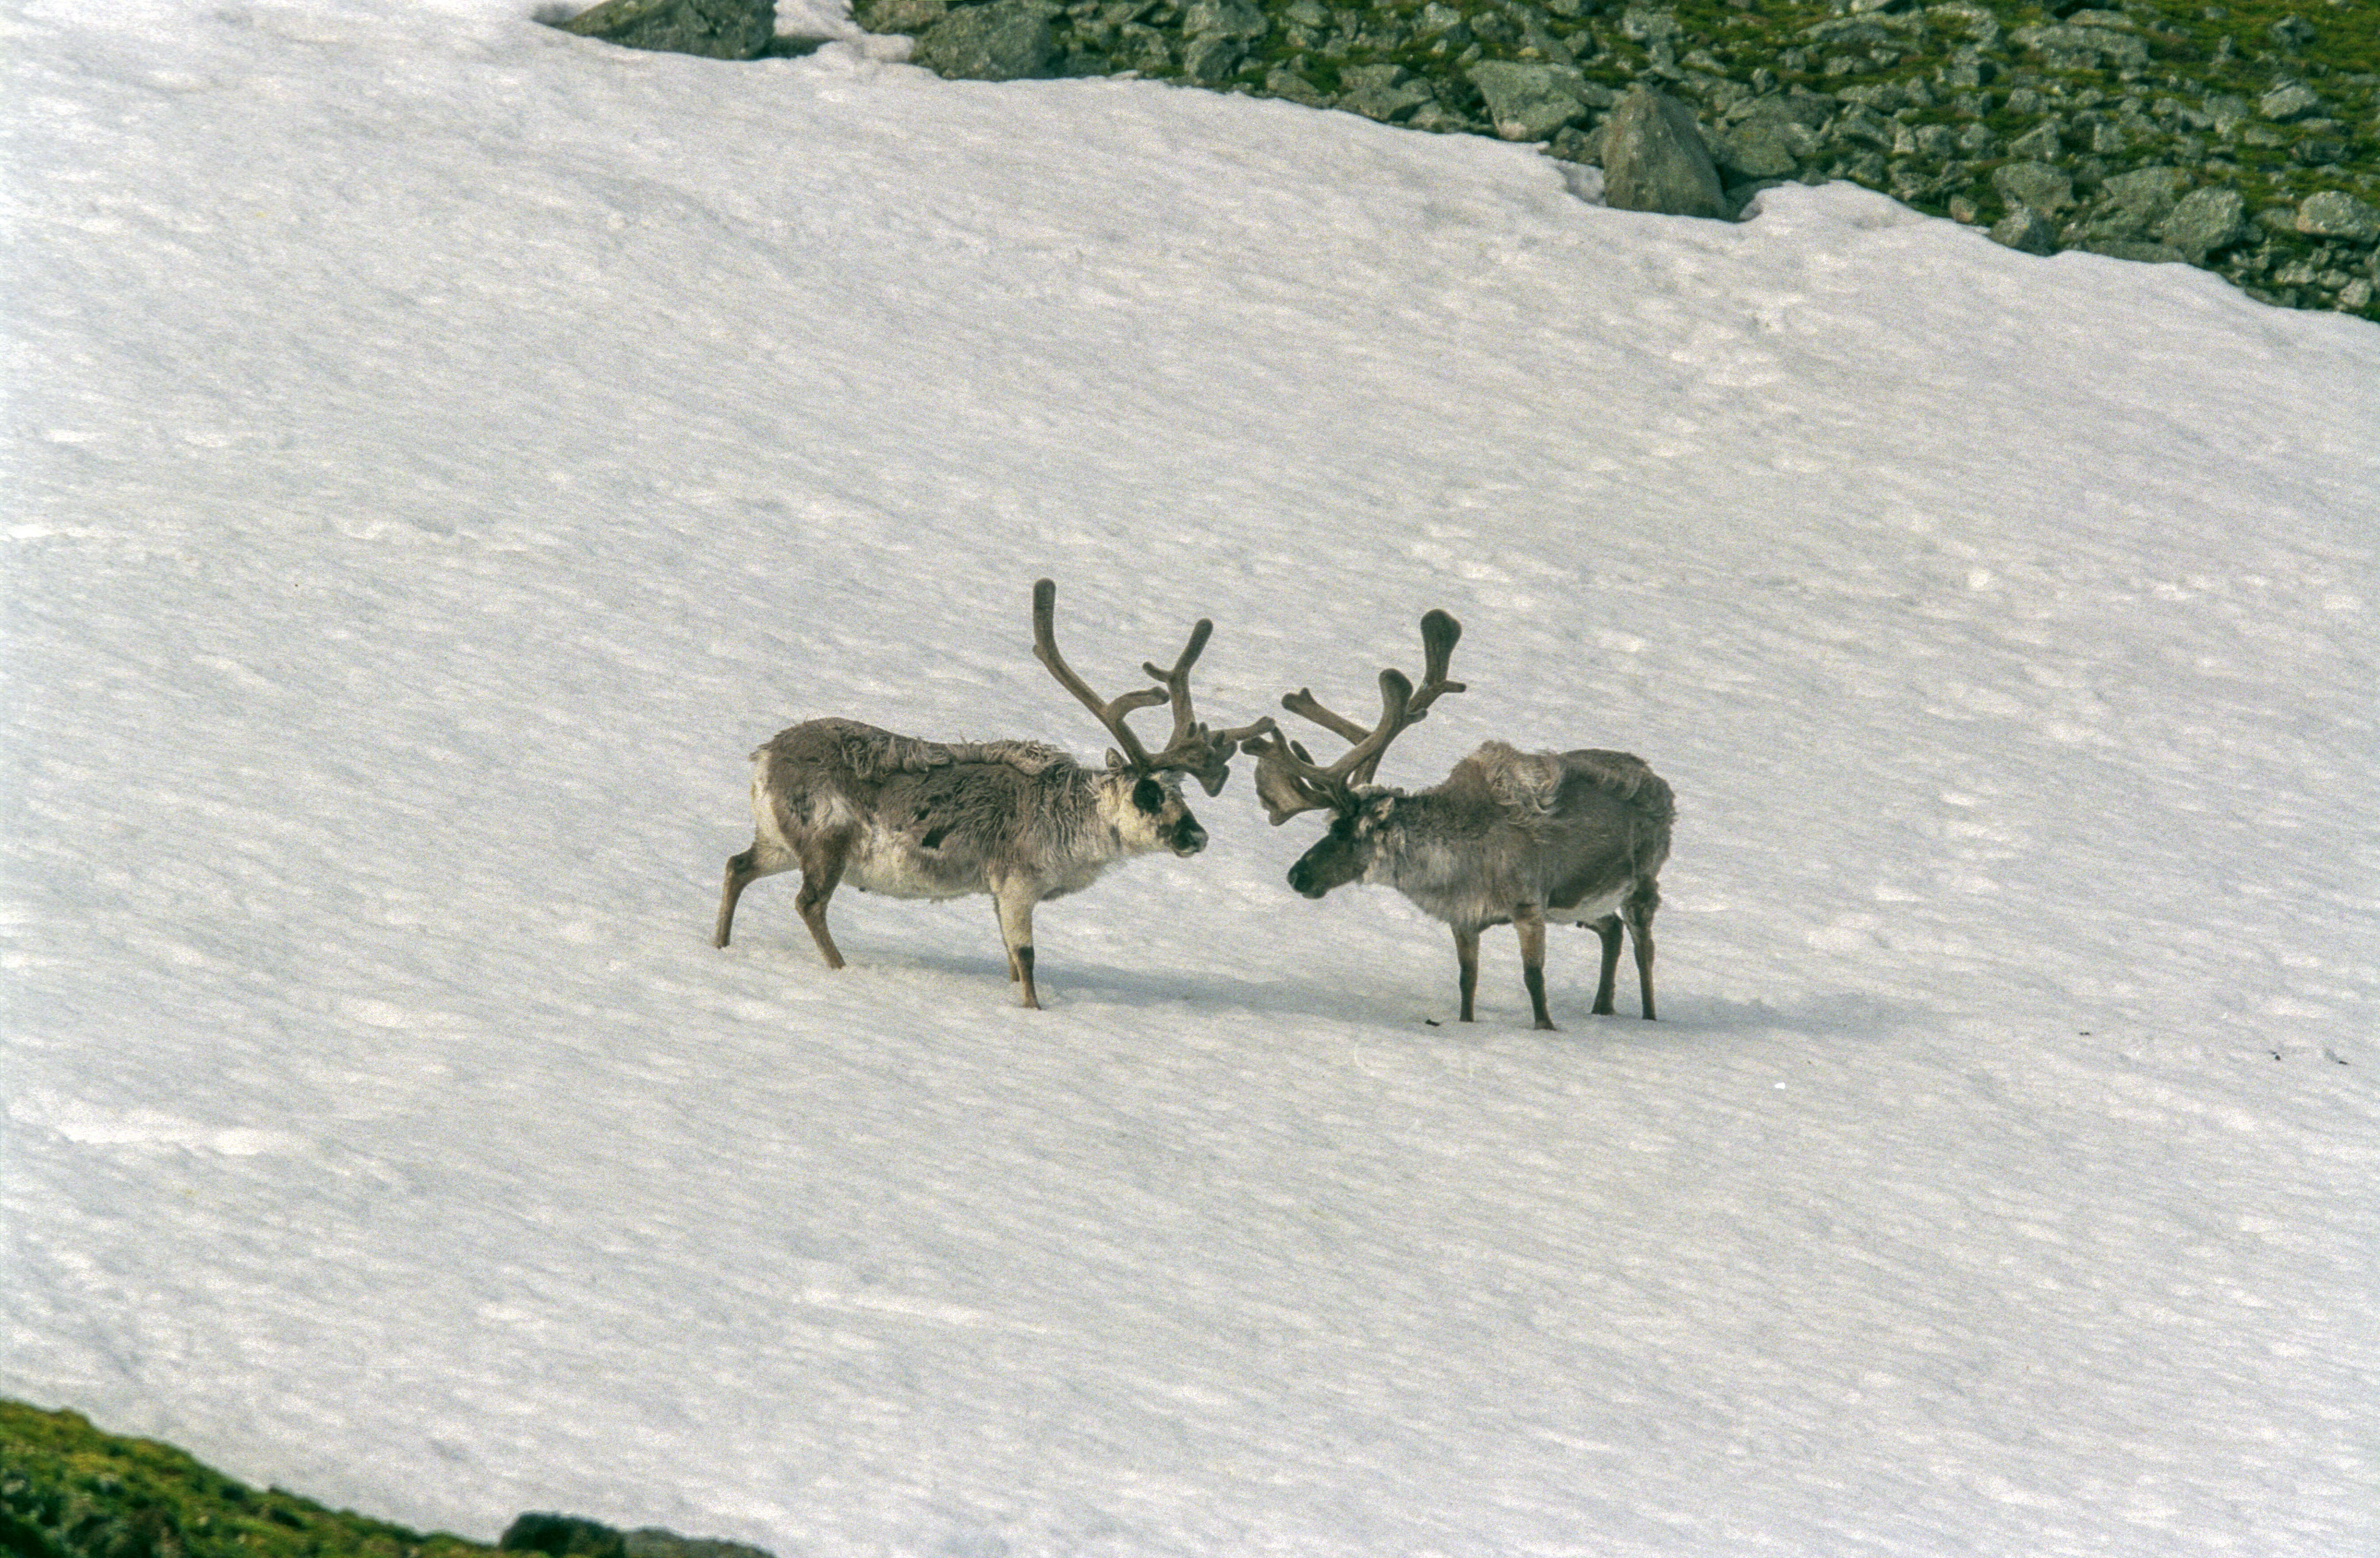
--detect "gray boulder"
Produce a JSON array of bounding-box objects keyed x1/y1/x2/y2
[
  {"x1": 548, "y1": 0, "x2": 776, "y2": 60},
  {"x1": 1182, "y1": 0, "x2": 1266, "y2": 38},
  {"x1": 2258, "y1": 81, "x2": 2323, "y2": 122},
  {"x1": 1991, "y1": 160, "x2": 2074, "y2": 216},
  {"x1": 501, "y1": 1514, "x2": 773, "y2": 1558},
  {"x1": 2158, "y1": 187, "x2": 2247, "y2": 259},
  {"x1": 1989, "y1": 208, "x2": 2058, "y2": 255},
  {"x1": 2010, "y1": 22, "x2": 2148, "y2": 73},
  {"x1": 1335, "y1": 65, "x2": 1438, "y2": 125},
  {"x1": 1182, "y1": 34, "x2": 1245, "y2": 84},
  {"x1": 912, "y1": 0, "x2": 1057, "y2": 80},
  {"x1": 1710, "y1": 107, "x2": 1819, "y2": 180},
  {"x1": 1466, "y1": 61, "x2": 1592, "y2": 143},
  {"x1": 2296, "y1": 191, "x2": 2380, "y2": 244},
  {"x1": 853, "y1": 0, "x2": 948, "y2": 33},
  {"x1": 1599, "y1": 90, "x2": 1726, "y2": 220}
]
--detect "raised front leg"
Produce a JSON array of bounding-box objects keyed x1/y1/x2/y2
[
  {"x1": 1515, "y1": 905, "x2": 1555, "y2": 1031},
  {"x1": 995, "y1": 888, "x2": 1041, "y2": 1009},
  {"x1": 1454, "y1": 926, "x2": 1481, "y2": 1022},
  {"x1": 1588, "y1": 914, "x2": 1624, "y2": 1015}
]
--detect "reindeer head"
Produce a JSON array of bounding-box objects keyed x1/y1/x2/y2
[
  {"x1": 1244, "y1": 609, "x2": 1465, "y2": 897},
  {"x1": 1030, "y1": 580, "x2": 1273, "y2": 863}
]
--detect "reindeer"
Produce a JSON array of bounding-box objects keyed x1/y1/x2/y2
[
  {"x1": 1244, "y1": 610, "x2": 1673, "y2": 1030},
  {"x1": 714, "y1": 580, "x2": 1272, "y2": 1009}
]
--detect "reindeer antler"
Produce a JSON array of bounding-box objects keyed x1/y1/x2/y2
[
  {"x1": 1033, "y1": 579, "x2": 1273, "y2": 795},
  {"x1": 1244, "y1": 609, "x2": 1465, "y2": 824}
]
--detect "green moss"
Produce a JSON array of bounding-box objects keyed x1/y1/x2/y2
[{"x1": 0, "y1": 1401, "x2": 491, "y2": 1558}]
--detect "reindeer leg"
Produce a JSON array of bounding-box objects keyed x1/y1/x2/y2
[
  {"x1": 1515, "y1": 906, "x2": 1557, "y2": 1031},
  {"x1": 715, "y1": 849, "x2": 759, "y2": 948},
  {"x1": 1626, "y1": 886, "x2": 1658, "y2": 1021},
  {"x1": 1454, "y1": 926, "x2": 1481, "y2": 1022},
  {"x1": 1588, "y1": 914, "x2": 1623, "y2": 1015},
  {"x1": 995, "y1": 888, "x2": 1041, "y2": 1009},
  {"x1": 794, "y1": 838, "x2": 849, "y2": 971}
]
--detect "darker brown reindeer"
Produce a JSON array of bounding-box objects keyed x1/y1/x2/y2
[
  {"x1": 1246, "y1": 610, "x2": 1673, "y2": 1029},
  {"x1": 716, "y1": 579, "x2": 1272, "y2": 1009}
]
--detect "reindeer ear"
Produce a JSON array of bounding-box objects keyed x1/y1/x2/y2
[{"x1": 1106, "y1": 748, "x2": 1128, "y2": 771}]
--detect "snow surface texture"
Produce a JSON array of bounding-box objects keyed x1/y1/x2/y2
[{"x1": 5, "y1": 2, "x2": 2378, "y2": 1554}]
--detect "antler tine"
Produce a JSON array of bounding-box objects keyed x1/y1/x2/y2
[
  {"x1": 1241, "y1": 723, "x2": 1343, "y2": 825},
  {"x1": 1280, "y1": 688, "x2": 1375, "y2": 746},
  {"x1": 1347, "y1": 609, "x2": 1464, "y2": 786},
  {"x1": 1247, "y1": 670, "x2": 1413, "y2": 824},
  {"x1": 1031, "y1": 578, "x2": 1164, "y2": 769},
  {"x1": 1140, "y1": 616, "x2": 1215, "y2": 758},
  {"x1": 1259, "y1": 607, "x2": 1464, "y2": 807}
]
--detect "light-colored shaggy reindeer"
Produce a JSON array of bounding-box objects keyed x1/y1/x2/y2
[
  {"x1": 715, "y1": 579, "x2": 1272, "y2": 1009},
  {"x1": 1245, "y1": 610, "x2": 1674, "y2": 1029}
]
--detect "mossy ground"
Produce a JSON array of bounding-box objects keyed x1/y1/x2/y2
[{"x1": 0, "y1": 1401, "x2": 490, "y2": 1558}]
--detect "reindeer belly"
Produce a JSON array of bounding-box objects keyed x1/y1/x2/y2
[
  {"x1": 1555, "y1": 884, "x2": 1627, "y2": 923},
  {"x1": 844, "y1": 823, "x2": 990, "y2": 900}
]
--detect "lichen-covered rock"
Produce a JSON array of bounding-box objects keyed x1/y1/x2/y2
[
  {"x1": 500, "y1": 1515, "x2": 774, "y2": 1558},
  {"x1": 1466, "y1": 61, "x2": 1593, "y2": 143},
  {"x1": 2159, "y1": 187, "x2": 2248, "y2": 260},
  {"x1": 547, "y1": 0, "x2": 776, "y2": 60},
  {"x1": 2295, "y1": 191, "x2": 2380, "y2": 244},
  {"x1": 1710, "y1": 108, "x2": 1816, "y2": 180},
  {"x1": 2258, "y1": 81, "x2": 2323, "y2": 122},
  {"x1": 1990, "y1": 207, "x2": 2058, "y2": 255},
  {"x1": 2011, "y1": 22, "x2": 2148, "y2": 74},
  {"x1": 850, "y1": 0, "x2": 948, "y2": 35},
  {"x1": 1334, "y1": 65, "x2": 1437, "y2": 125},
  {"x1": 1599, "y1": 89, "x2": 1726, "y2": 219},
  {"x1": 911, "y1": 0, "x2": 1057, "y2": 81},
  {"x1": 1991, "y1": 160, "x2": 2074, "y2": 216},
  {"x1": 1182, "y1": 0, "x2": 1267, "y2": 40}
]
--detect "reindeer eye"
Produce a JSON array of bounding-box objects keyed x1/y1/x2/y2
[{"x1": 1133, "y1": 777, "x2": 1167, "y2": 814}]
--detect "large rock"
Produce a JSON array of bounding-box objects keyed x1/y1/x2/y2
[
  {"x1": 2158, "y1": 186, "x2": 2247, "y2": 259},
  {"x1": 2295, "y1": 191, "x2": 2380, "y2": 244},
  {"x1": 548, "y1": 0, "x2": 776, "y2": 60},
  {"x1": 1182, "y1": 0, "x2": 1266, "y2": 38},
  {"x1": 1599, "y1": 90, "x2": 1726, "y2": 219},
  {"x1": 1466, "y1": 61, "x2": 1592, "y2": 143},
  {"x1": 1335, "y1": 65, "x2": 1438, "y2": 125},
  {"x1": 502, "y1": 1514, "x2": 774, "y2": 1558},
  {"x1": 1989, "y1": 207, "x2": 2059, "y2": 255},
  {"x1": 912, "y1": 0, "x2": 1057, "y2": 80},
  {"x1": 1991, "y1": 160, "x2": 2074, "y2": 215},
  {"x1": 853, "y1": 0, "x2": 947, "y2": 33},
  {"x1": 2010, "y1": 22, "x2": 2149, "y2": 73}
]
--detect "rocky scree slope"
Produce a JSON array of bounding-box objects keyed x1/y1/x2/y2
[{"x1": 849, "y1": 0, "x2": 2380, "y2": 320}]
